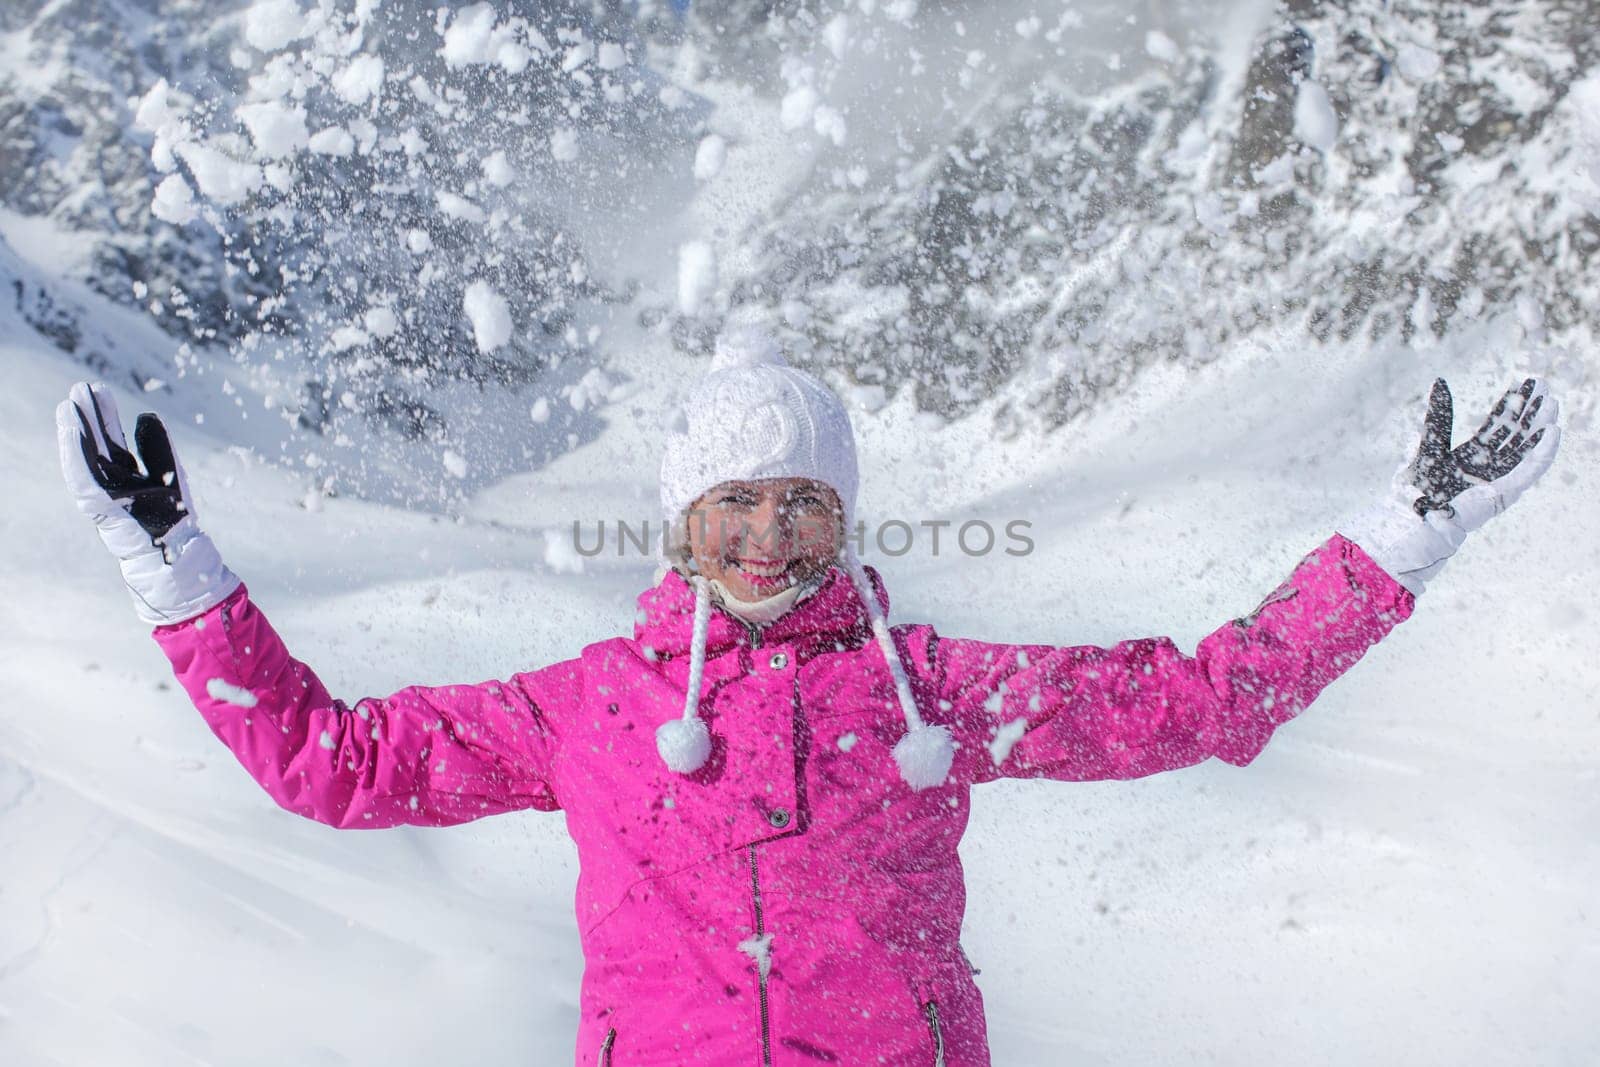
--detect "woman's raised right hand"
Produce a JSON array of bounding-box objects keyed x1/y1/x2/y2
[{"x1": 56, "y1": 381, "x2": 239, "y2": 625}]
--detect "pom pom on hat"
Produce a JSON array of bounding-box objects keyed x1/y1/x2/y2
[{"x1": 710, "y1": 317, "x2": 786, "y2": 371}]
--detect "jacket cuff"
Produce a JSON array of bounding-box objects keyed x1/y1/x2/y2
[{"x1": 123, "y1": 524, "x2": 241, "y2": 626}]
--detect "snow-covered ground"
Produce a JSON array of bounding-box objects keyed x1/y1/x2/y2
[
  {"x1": 4, "y1": 1, "x2": 1600, "y2": 1062},
  {"x1": 4, "y1": 265, "x2": 1598, "y2": 1065}
]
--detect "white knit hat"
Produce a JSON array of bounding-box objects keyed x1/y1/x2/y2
[
  {"x1": 654, "y1": 322, "x2": 954, "y2": 790},
  {"x1": 659, "y1": 321, "x2": 860, "y2": 547}
]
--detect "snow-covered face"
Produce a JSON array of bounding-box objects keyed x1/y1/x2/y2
[{"x1": 685, "y1": 477, "x2": 844, "y2": 601}]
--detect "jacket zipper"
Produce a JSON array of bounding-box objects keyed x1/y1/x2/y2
[
  {"x1": 748, "y1": 844, "x2": 773, "y2": 1067},
  {"x1": 745, "y1": 595, "x2": 775, "y2": 1063},
  {"x1": 598, "y1": 1026, "x2": 615, "y2": 1066},
  {"x1": 924, "y1": 999, "x2": 946, "y2": 1067}
]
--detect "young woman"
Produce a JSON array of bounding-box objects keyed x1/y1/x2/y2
[{"x1": 56, "y1": 333, "x2": 1558, "y2": 1066}]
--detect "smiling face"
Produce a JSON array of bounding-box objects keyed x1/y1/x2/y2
[{"x1": 684, "y1": 477, "x2": 844, "y2": 601}]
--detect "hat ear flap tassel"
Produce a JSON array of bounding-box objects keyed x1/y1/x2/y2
[
  {"x1": 656, "y1": 716, "x2": 712, "y2": 774},
  {"x1": 892, "y1": 722, "x2": 956, "y2": 791},
  {"x1": 658, "y1": 558, "x2": 954, "y2": 789},
  {"x1": 658, "y1": 576, "x2": 714, "y2": 775},
  {"x1": 841, "y1": 549, "x2": 955, "y2": 790}
]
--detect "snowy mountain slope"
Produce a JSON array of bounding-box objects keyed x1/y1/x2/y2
[
  {"x1": 679, "y1": 0, "x2": 1600, "y2": 428},
  {"x1": 11, "y1": 0, "x2": 1596, "y2": 499},
  {"x1": 3, "y1": 250, "x2": 1597, "y2": 1065}
]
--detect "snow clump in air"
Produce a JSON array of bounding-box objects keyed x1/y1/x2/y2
[
  {"x1": 134, "y1": 79, "x2": 189, "y2": 172},
  {"x1": 482, "y1": 150, "x2": 515, "y2": 187},
  {"x1": 236, "y1": 101, "x2": 309, "y2": 157},
  {"x1": 781, "y1": 85, "x2": 819, "y2": 131},
  {"x1": 550, "y1": 127, "x2": 579, "y2": 162},
  {"x1": 462, "y1": 280, "x2": 512, "y2": 353},
  {"x1": 364, "y1": 306, "x2": 399, "y2": 339},
  {"x1": 331, "y1": 54, "x2": 385, "y2": 106},
  {"x1": 435, "y1": 190, "x2": 486, "y2": 224},
  {"x1": 308, "y1": 126, "x2": 355, "y2": 156},
  {"x1": 206, "y1": 678, "x2": 259, "y2": 708},
  {"x1": 812, "y1": 106, "x2": 847, "y2": 146},
  {"x1": 244, "y1": 0, "x2": 307, "y2": 53},
  {"x1": 1395, "y1": 44, "x2": 1442, "y2": 81},
  {"x1": 1145, "y1": 31, "x2": 1180, "y2": 63},
  {"x1": 151, "y1": 175, "x2": 198, "y2": 225},
  {"x1": 987, "y1": 719, "x2": 1028, "y2": 766},
  {"x1": 438, "y1": 3, "x2": 501, "y2": 67},
  {"x1": 884, "y1": 0, "x2": 919, "y2": 24},
  {"x1": 561, "y1": 40, "x2": 593, "y2": 73},
  {"x1": 823, "y1": 15, "x2": 850, "y2": 59},
  {"x1": 438, "y1": 3, "x2": 540, "y2": 72},
  {"x1": 329, "y1": 325, "x2": 368, "y2": 351},
  {"x1": 1571, "y1": 72, "x2": 1600, "y2": 214},
  {"x1": 1293, "y1": 79, "x2": 1338, "y2": 151},
  {"x1": 567, "y1": 367, "x2": 615, "y2": 412},
  {"x1": 542, "y1": 529, "x2": 584, "y2": 575},
  {"x1": 678, "y1": 241, "x2": 717, "y2": 316},
  {"x1": 174, "y1": 143, "x2": 262, "y2": 204},
  {"x1": 693, "y1": 135, "x2": 726, "y2": 181},
  {"x1": 134, "y1": 79, "x2": 181, "y2": 142}
]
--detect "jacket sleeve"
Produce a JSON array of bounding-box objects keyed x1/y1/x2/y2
[
  {"x1": 152, "y1": 583, "x2": 570, "y2": 828},
  {"x1": 895, "y1": 534, "x2": 1414, "y2": 785}
]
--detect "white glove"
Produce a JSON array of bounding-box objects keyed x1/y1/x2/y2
[
  {"x1": 57, "y1": 382, "x2": 240, "y2": 624},
  {"x1": 1340, "y1": 377, "x2": 1560, "y2": 595}
]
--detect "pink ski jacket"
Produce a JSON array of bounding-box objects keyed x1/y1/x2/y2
[{"x1": 152, "y1": 534, "x2": 1411, "y2": 1066}]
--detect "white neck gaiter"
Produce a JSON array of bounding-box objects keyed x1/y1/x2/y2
[{"x1": 706, "y1": 573, "x2": 825, "y2": 626}]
